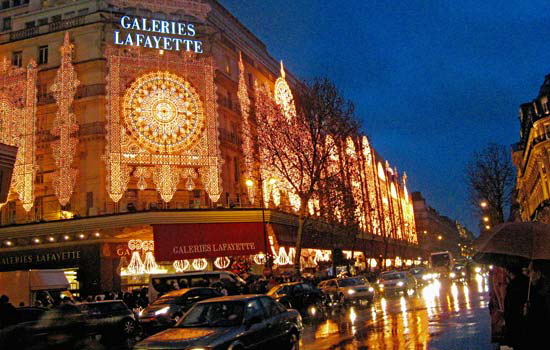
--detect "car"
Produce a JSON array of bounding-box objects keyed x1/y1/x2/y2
[
  {"x1": 149, "y1": 271, "x2": 246, "y2": 301},
  {"x1": 450, "y1": 264, "x2": 467, "y2": 281},
  {"x1": 318, "y1": 277, "x2": 376, "y2": 305},
  {"x1": 138, "y1": 287, "x2": 222, "y2": 333},
  {"x1": 134, "y1": 295, "x2": 303, "y2": 350},
  {"x1": 408, "y1": 267, "x2": 435, "y2": 285},
  {"x1": 378, "y1": 271, "x2": 417, "y2": 295},
  {"x1": 0, "y1": 307, "x2": 47, "y2": 348},
  {"x1": 79, "y1": 300, "x2": 137, "y2": 338},
  {"x1": 267, "y1": 282, "x2": 324, "y2": 311}
]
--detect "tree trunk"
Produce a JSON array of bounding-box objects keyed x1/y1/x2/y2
[{"x1": 294, "y1": 199, "x2": 308, "y2": 276}]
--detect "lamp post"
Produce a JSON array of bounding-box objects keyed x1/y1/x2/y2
[{"x1": 246, "y1": 179, "x2": 270, "y2": 269}]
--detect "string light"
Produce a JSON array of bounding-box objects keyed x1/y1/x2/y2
[
  {"x1": 173, "y1": 259, "x2": 190, "y2": 272},
  {"x1": 192, "y1": 258, "x2": 208, "y2": 270},
  {"x1": 253, "y1": 252, "x2": 267, "y2": 265},
  {"x1": 0, "y1": 57, "x2": 38, "y2": 211},
  {"x1": 214, "y1": 257, "x2": 230, "y2": 269},
  {"x1": 50, "y1": 32, "x2": 80, "y2": 206},
  {"x1": 238, "y1": 52, "x2": 256, "y2": 204}
]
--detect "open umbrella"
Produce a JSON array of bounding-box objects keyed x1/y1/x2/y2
[
  {"x1": 474, "y1": 221, "x2": 550, "y2": 264},
  {"x1": 474, "y1": 221, "x2": 550, "y2": 302}
]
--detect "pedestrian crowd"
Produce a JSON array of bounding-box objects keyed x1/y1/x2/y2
[{"x1": 497, "y1": 261, "x2": 550, "y2": 349}]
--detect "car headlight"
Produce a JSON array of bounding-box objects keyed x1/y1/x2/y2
[
  {"x1": 348, "y1": 289, "x2": 356, "y2": 295},
  {"x1": 368, "y1": 287, "x2": 374, "y2": 292},
  {"x1": 138, "y1": 309, "x2": 144, "y2": 317},
  {"x1": 450, "y1": 272, "x2": 456, "y2": 278},
  {"x1": 154, "y1": 306, "x2": 170, "y2": 316},
  {"x1": 396, "y1": 281, "x2": 404, "y2": 287},
  {"x1": 422, "y1": 274, "x2": 430, "y2": 280},
  {"x1": 475, "y1": 267, "x2": 481, "y2": 273},
  {"x1": 461, "y1": 272, "x2": 466, "y2": 276}
]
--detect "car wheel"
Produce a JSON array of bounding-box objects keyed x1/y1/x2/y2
[
  {"x1": 121, "y1": 318, "x2": 136, "y2": 336},
  {"x1": 288, "y1": 332, "x2": 299, "y2": 350}
]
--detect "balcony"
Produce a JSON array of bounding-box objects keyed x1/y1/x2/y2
[{"x1": 6, "y1": 15, "x2": 88, "y2": 43}]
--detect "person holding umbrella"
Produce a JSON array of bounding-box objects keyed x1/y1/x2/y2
[
  {"x1": 523, "y1": 261, "x2": 550, "y2": 349},
  {"x1": 474, "y1": 221, "x2": 550, "y2": 348},
  {"x1": 503, "y1": 264, "x2": 529, "y2": 349}
]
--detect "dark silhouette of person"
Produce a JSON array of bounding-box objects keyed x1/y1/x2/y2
[
  {"x1": 0, "y1": 295, "x2": 18, "y2": 329},
  {"x1": 524, "y1": 261, "x2": 550, "y2": 349},
  {"x1": 503, "y1": 265, "x2": 529, "y2": 349}
]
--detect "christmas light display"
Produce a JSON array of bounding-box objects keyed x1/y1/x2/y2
[
  {"x1": 0, "y1": 57, "x2": 37, "y2": 211},
  {"x1": 274, "y1": 61, "x2": 296, "y2": 120},
  {"x1": 237, "y1": 52, "x2": 256, "y2": 204},
  {"x1": 105, "y1": 47, "x2": 222, "y2": 203},
  {"x1": 50, "y1": 32, "x2": 80, "y2": 206},
  {"x1": 173, "y1": 259, "x2": 190, "y2": 272},
  {"x1": 192, "y1": 258, "x2": 208, "y2": 270},
  {"x1": 121, "y1": 239, "x2": 166, "y2": 276},
  {"x1": 214, "y1": 256, "x2": 230, "y2": 269}
]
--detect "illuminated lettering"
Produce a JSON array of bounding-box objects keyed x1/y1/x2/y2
[{"x1": 114, "y1": 15, "x2": 204, "y2": 53}]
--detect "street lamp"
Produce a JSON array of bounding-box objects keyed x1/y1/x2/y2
[
  {"x1": 437, "y1": 235, "x2": 442, "y2": 240},
  {"x1": 480, "y1": 201, "x2": 488, "y2": 209},
  {"x1": 485, "y1": 225, "x2": 491, "y2": 230},
  {"x1": 483, "y1": 216, "x2": 489, "y2": 222}
]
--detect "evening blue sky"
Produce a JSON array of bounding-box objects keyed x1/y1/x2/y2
[{"x1": 220, "y1": 0, "x2": 550, "y2": 234}]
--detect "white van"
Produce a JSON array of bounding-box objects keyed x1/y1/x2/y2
[{"x1": 148, "y1": 271, "x2": 246, "y2": 302}]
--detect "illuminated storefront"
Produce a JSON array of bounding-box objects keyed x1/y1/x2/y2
[{"x1": 0, "y1": 0, "x2": 419, "y2": 295}]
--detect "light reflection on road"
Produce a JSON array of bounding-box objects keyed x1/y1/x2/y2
[{"x1": 302, "y1": 275, "x2": 490, "y2": 349}]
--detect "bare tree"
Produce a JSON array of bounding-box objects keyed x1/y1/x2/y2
[
  {"x1": 255, "y1": 78, "x2": 357, "y2": 275},
  {"x1": 466, "y1": 143, "x2": 515, "y2": 225}
]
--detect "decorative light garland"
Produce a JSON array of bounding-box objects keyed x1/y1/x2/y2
[
  {"x1": 192, "y1": 258, "x2": 208, "y2": 270},
  {"x1": 214, "y1": 256, "x2": 230, "y2": 269},
  {"x1": 173, "y1": 259, "x2": 190, "y2": 272},
  {"x1": 50, "y1": 32, "x2": 80, "y2": 206},
  {"x1": 0, "y1": 57, "x2": 37, "y2": 211}
]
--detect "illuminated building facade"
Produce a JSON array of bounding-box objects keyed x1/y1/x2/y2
[
  {"x1": 0, "y1": 0, "x2": 418, "y2": 295},
  {"x1": 512, "y1": 75, "x2": 550, "y2": 223}
]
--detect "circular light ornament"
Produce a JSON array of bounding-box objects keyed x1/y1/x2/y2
[{"x1": 123, "y1": 71, "x2": 206, "y2": 153}]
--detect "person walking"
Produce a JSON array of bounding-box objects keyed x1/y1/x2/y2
[{"x1": 523, "y1": 261, "x2": 550, "y2": 349}]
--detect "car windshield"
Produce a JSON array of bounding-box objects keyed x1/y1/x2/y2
[
  {"x1": 382, "y1": 273, "x2": 405, "y2": 280},
  {"x1": 339, "y1": 278, "x2": 362, "y2": 287},
  {"x1": 151, "y1": 295, "x2": 179, "y2": 305},
  {"x1": 178, "y1": 301, "x2": 244, "y2": 328}
]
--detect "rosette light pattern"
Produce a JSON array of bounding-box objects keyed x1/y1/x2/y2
[
  {"x1": 50, "y1": 32, "x2": 80, "y2": 206},
  {"x1": 123, "y1": 71, "x2": 206, "y2": 153},
  {"x1": 274, "y1": 61, "x2": 296, "y2": 120}
]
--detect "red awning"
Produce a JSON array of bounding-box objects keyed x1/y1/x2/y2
[{"x1": 153, "y1": 223, "x2": 265, "y2": 261}]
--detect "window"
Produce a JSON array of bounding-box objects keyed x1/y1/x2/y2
[
  {"x1": 25, "y1": 21, "x2": 35, "y2": 28},
  {"x1": 224, "y1": 55, "x2": 231, "y2": 75},
  {"x1": 2, "y1": 17, "x2": 11, "y2": 31},
  {"x1": 77, "y1": 8, "x2": 89, "y2": 16},
  {"x1": 11, "y1": 51, "x2": 22, "y2": 67},
  {"x1": 244, "y1": 298, "x2": 265, "y2": 321},
  {"x1": 1, "y1": 2, "x2": 9, "y2": 11},
  {"x1": 64, "y1": 11, "x2": 75, "y2": 18},
  {"x1": 51, "y1": 15, "x2": 62, "y2": 23},
  {"x1": 260, "y1": 296, "x2": 285, "y2": 316},
  {"x1": 233, "y1": 157, "x2": 239, "y2": 182},
  {"x1": 37, "y1": 18, "x2": 48, "y2": 26},
  {"x1": 38, "y1": 45, "x2": 48, "y2": 65}
]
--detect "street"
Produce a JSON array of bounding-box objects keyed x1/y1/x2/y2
[{"x1": 301, "y1": 276, "x2": 491, "y2": 349}]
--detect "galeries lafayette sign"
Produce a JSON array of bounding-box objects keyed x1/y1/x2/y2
[
  {"x1": 114, "y1": 15, "x2": 203, "y2": 53},
  {"x1": 153, "y1": 223, "x2": 265, "y2": 260}
]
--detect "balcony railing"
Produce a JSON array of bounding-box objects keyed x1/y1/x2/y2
[{"x1": 7, "y1": 15, "x2": 87, "y2": 42}]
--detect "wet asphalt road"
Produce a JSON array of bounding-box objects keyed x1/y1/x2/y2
[{"x1": 301, "y1": 275, "x2": 491, "y2": 350}]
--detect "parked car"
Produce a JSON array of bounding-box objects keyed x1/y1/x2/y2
[
  {"x1": 0, "y1": 307, "x2": 47, "y2": 348},
  {"x1": 267, "y1": 282, "x2": 324, "y2": 311},
  {"x1": 318, "y1": 277, "x2": 375, "y2": 305},
  {"x1": 134, "y1": 295, "x2": 303, "y2": 350},
  {"x1": 138, "y1": 287, "x2": 222, "y2": 333},
  {"x1": 79, "y1": 300, "x2": 137, "y2": 338},
  {"x1": 149, "y1": 271, "x2": 246, "y2": 301},
  {"x1": 378, "y1": 271, "x2": 417, "y2": 294}
]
